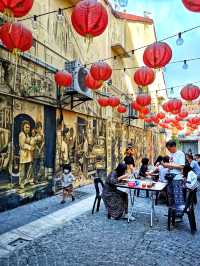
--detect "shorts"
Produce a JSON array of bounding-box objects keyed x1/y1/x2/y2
[{"x1": 63, "y1": 184, "x2": 73, "y2": 192}]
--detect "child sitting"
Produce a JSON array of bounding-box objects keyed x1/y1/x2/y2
[
  {"x1": 158, "y1": 156, "x2": 170, "y2": 183},
  {"x1": 138, "y1": 158, "x2": 150, "y2": 197},
  {"x1": 139, "y1": 157, "x2": 150, "y2": 177},
  {"x1": 60, "y1": 164, "x2": 75, "y2": 204}
]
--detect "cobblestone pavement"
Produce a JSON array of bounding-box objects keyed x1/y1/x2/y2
[
  {"x1": 0, "y1": 185, "x2": 94, "y2": 235},
  {"x1": 0, "y1": 191, "x2": 200, "y2": 266}
]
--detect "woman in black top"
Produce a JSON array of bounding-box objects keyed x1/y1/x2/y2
[{"x1": 102, "y1": 163, "x2": 135, "y2": 220}]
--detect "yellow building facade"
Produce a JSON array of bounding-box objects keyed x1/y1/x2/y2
[{"x1": 0, "y1": 0, "x2": 167, "y2": 209}]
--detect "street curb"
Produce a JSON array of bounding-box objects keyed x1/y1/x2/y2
[{"x1": 0, "y1": 195, "x2": 95, "y2": 257}]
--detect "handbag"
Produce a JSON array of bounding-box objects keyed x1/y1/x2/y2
[{"x1": 165, "y1": 173, "x2": 176, "y2": 182}]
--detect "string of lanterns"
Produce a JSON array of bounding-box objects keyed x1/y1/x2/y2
[
  {"x1": 0, "y1": 0, "x2": 199, "y2": 132},
  {"x1": 2, "y1": 1, "x2": 200, "y2": 68}
]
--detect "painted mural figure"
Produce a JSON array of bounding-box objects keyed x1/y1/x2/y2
[
  {"x1": 32, "y1": 122, "x2": 44, "y2": 183},
  {"x1": 82, "y1": 133, "x2": 89, "y2": 174},
  {"x1": 61, "y1": 127, "x2": 70, "y2": 165},
  {"x1": 0, "y1": 129, "x2": 11, "y2": 171},
  {"x1": 19, "y1": 120, "x2": 34, "y2": 188}
]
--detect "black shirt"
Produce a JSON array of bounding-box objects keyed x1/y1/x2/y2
[
  {"x1": 124, "y1": 156, "x2": 135, "y2": 166},
  {"x1": 139, "y1": 165, "x2": 148, "y2": 177}
]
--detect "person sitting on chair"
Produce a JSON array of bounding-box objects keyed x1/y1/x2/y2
[
  {"x1": 183, "y1": 164, "x2": 198, "y2": 204},
  {"x1": 102, "y1": 163, "x2": 135, "y2": 221}
]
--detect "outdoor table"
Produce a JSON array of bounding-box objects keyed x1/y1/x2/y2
[{"x1": 115, "y1": 180, "x2": 168, "y2": 226}]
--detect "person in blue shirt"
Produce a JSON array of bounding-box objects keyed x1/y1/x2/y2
[{"x1": 186, "y1": 154, "x2": 200, "y2": 178}]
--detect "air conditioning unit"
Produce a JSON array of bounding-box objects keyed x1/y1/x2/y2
[{"x1": 64, "y1": 60, "x2": 93, "y2": 99}]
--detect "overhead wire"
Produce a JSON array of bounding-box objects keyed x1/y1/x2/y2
[{"x1": 13, "y1": 4, "x2": 200, "y2": 71}]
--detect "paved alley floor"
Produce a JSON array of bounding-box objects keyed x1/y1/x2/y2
[{"x1": 0, "y1": 189, "x2": 200, "y2": 266}]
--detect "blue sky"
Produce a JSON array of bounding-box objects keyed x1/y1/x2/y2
[{"x1": 111, "y1": 0, "x2": 200, "y2": 98}]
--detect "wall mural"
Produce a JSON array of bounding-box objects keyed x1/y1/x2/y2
[
  {"x1": 0, "y1": 96, "x2": 54, "y2": 211},
  {"x1": 145, "y1": 130, "x2": 153, "y2": 164},
  {"x1": 106, "y1": 122, "x2": 155, "y2": 170},
  {"x1": 12, "y1": 100, "x2": 49, "y2": 196},
  {"x1": 128, "y1": 127, "x2": 145, "y2": 167},
  {"x1": 55, "y1": 110, "x2": 107, "y2": 189},
  {"x1": 0, "y1": 94, "x2": 166, "y2": 211},
  {"x1": 0, "y1": 95, "x2": 12, "y2": 194}
]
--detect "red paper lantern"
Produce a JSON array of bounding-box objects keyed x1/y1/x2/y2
[
  {"x1": 159, "y1": 123, "x2": 169, "y2": 129},
  {"x1": 140, "y1": 107, "x2": 150, "y2": 115},
  {"x1": 171, "y1": 119, "x2": 179, "y2": 126},
  {"x1": 188, "y1": 117, "x2": 200, "y2": 125},
  {"x1": 167, "y1": 99, "x2": 182, "y2": 114},
  {"x1": 143, "y1": 42, "x2": 172, "y2": 69},
  {"x1": 175, "y1": 115, "x2": 182, "y2": 121},
  {"x1": 97, "y1": 97, "x2": 109, "y2": 107},
  {"x1": 133, "y1": 66, "x2": 155, "y2": 87},
  {"x1": 55, "y1": 71, "x2": 72, "y2": 88},
  {"x1": 136, "y1": 94, "x2": 151, "y2": 107},
  {"x1": 131, "y1": 101, "x2": 142, "y2": 111},
  {"x1": 187, "y1": 122, "x2": 198, "y2": 130},
  {"x1": 0, "y1": 22, "x2": 32, "y2": 53},
  {"x1": 0, "y1": 0, "x2": 34, "y2": 17},
  {"x1": 85, "y1": 73, "x2": 102, "y2": 90},
  {"x1": 139, "y1": 113, "x2": 146, "y2": 119},
  {"x1": 71, "y1": 0, "x2": 108, "y2": 38},
  {"x1": 90, "y1": 61, "x2": 112, "y2": 82},
  {"x1": 144, "y1": 117, "x2": 152, "y2": 123},
  {"x1": 178, "y1": 111, "x2": 188, "y2": 119},
  {"x1": 117, "y1": 105, "x2": 127, "y2": 113},
  {"x1": 163, "y1": 118, "x2": 173, "y2": 124},
  {"x1": 182, "y1": 0, "x2": 200, "y2": 12},
  {"x1": 180, "y1": 84, "x2": 200, "y2": 101},
  {"x1": 162, "y1": 102, "x2": 171, "y2": 113},
  {"x1": 156, "y1": 112, "x2": 165, "y2": 120},
  {"x1": 108, "y1": 96, "x2": 120, "y2": 107},
  {"x1": 151, "y1": 115, "x2": 160, "y2": 124}
]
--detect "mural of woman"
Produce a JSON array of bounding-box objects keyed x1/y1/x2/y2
[{"x1": 19, "y1": 120, "x2": 34, "y2": 189}]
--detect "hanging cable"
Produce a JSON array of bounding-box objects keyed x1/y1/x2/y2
[{"x1": 18, "y1": 6, "x2": 75, "y2": 22}]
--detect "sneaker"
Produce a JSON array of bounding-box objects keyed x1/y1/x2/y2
[
  {"x1": 123, "y1": 214, "x2": 136, "y2": 221},
  {"x1": 128, "y1": 216, "x2": 136, "y2": 221},
  {"x1": 60, "y1": 200, "x2": 66, "y2": 204}
]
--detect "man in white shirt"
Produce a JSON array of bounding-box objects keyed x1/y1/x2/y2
[
  {"x1": 162, "y1": 140, "x2": 185, "y2": 180},
  {"x1": 162, "y1": 140, "x2": 185, "y2": 219}
]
